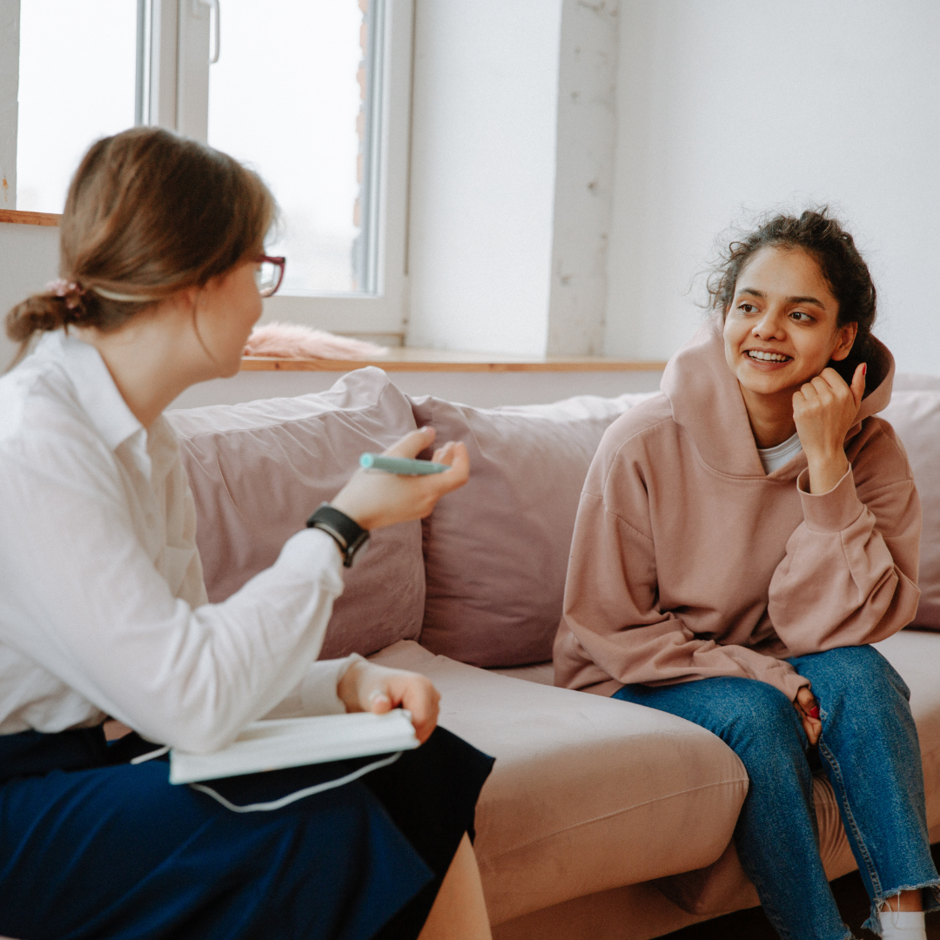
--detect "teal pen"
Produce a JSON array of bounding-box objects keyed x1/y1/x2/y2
[{"x1": 360, "y1": 453, "x2": 449, "y2": 475}]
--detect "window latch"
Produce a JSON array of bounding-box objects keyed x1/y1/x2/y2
[{"x1": 193, "y1": 0, "x2": 220, "y2": 64}]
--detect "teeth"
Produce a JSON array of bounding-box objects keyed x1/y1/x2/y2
[{"x1": 747, "y1": 350, "x2": 790, "y2": 362}]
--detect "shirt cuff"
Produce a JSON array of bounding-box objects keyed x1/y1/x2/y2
[
  {"x1": 796, "y1": 466, "x2": 865, "y2": 533},
  {"x1": 276, "y1": 528, "x2": 346, "y2": 594},
  {"x1": 299, "y1": 654, "x2": 365, "y2": 716},
  {"x1": 780, "y1": 668, "x2": 811, "y2": 703}
]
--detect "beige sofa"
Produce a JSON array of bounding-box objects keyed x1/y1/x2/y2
[{"x1": 167, "y1": 368, "x2": 940, "y2": 940}]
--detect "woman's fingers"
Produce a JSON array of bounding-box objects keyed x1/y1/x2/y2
[
  {"x1": 794, "y1": 686, "x2": 822, "y2": 746},
  {"x1": 432, "y1": 441, "x2": 469, "y2": 489},
  {"x1": 802, "y1": 714, "x2": 822, "y2": 746},
  {"x1": 330, "y1": 431, "x2": 469, "y2": 530},
  {"x1": 793, "y1": 365, "x2": 865, "y2": 493},
  {"x1": 850, "y1": 362, "x2": 867, "y2": 406},
  {"x1": 339, "y1": 661, "x2": 440, "y2": 744},
  {"x1": 382, "y1": 673, "x2": 440, "y2": 744},
  {"x1": 383, "y1": 426, "x2": 437, "y2": 459}
]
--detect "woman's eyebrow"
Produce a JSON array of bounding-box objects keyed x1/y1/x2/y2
[{"x1": 738, "y1": 287, "x2": 826, "y2": 308}]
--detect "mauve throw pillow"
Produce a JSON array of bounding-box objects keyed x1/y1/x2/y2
[
  {"x1": 166, "y1": 367, "x2": 425, "y2": 658},
  {"x1": 882, "y1": 381, "x2": 940, "y2": 631},
  {"x1": 411, "y1": 392, "x2": 655, "y2": 667}
]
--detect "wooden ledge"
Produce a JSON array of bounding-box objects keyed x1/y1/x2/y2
[
  {"x1": 0, "y1": 209, "x2": 61, "y2": 226},
  {"x1": 241, "y1": 351, "x2": 666, "y2": 373}
]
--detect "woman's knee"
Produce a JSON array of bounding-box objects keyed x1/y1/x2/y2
[
  {"x1": 797, "y1": 645, "x2": 911, "y2": 721},
  {"x1": 687, "y1": 680, "x2": 805, "y2": 766}
]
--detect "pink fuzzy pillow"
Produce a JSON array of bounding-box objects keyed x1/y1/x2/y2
[{"x1": 244, "y1": 321, "x2": 388, "y2": 359}]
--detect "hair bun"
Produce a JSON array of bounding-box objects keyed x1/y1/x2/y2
[{"x1": 6, "y1": 294, "x2": 71, "y2": 344}]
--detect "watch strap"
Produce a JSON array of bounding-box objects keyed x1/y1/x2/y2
[{"x1": 306, "y1": 503, "x2": 370, "y2": 568}]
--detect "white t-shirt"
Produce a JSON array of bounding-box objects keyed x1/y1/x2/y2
[
  {"x1": 0, "y1": 330, "x2": 353, "y2": 751},
  {"x1": 757, "y1": 431, "x2": 803, "y2": 475}
]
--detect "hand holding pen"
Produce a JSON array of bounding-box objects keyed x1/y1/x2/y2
[{"x1": 330, "y1": 427, "x2": 469, "y2": 531}]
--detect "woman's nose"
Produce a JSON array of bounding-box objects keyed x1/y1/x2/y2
[{"x1": 752, "y1": 309, "x2": 786, "y2": 339}]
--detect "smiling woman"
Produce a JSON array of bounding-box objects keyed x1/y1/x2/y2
[{"x1": 555, "y1": 210, "x2": 940, "y2": 940}]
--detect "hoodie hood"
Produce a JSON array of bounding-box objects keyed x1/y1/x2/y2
[{"x1": 661, "y1": 317, "x2": 895, "y2": 478}]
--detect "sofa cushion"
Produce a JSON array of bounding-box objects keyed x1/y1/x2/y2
[
  {"x1": 369, "y1": 640, "x2": 749, "y2": 926},
  {"x1": 881, "y1": 387, "x2": 940, "y2": 630},
  {"x1": 410, "y1": 392, "x2": 654, "y2": 667},
  {"x1": 167, "y1": 368, "x2": 425, "y2": 659}
]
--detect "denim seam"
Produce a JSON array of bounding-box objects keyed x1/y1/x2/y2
[
  {"x1": 735, "y1": 831, "x2": 853, "y2": 940},
  {"x1": 818, "y1": 738, "x2": 884, "y2": 902}
]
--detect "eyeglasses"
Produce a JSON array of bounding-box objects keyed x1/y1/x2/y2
[{"x1": 255, "y1": 255, "x2": 286, "y2": 297}]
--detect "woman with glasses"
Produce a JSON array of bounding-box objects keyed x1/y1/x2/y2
[{"x1": 0, "y1": 127, "x2": 493, "y2": 940}]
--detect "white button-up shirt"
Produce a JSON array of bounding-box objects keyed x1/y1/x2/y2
[{"x1": 0, "y1": 331, "x2": 351, "y2": 752}]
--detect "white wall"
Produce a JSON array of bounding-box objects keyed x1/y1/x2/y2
[
  {"x1": 406, "y1": 0, "x2": 621, "y2": 358},
  {"x1": 605, "y1": 0, "x2": 940, "y2": 374},
  {"x1": 169, "y1": 367, "x2": 661, "y2": 411},
  {"x1": 406, "y1": 0, "x2": 563, "y2": 356},
  {"x1": 0, "y1": 0, "x2": 18, "y2": 208},
  {"x1": 547, "y1": 0, "x2": 619, "y2": 356},
  {"x1": 0, "y1": 221, "x2": 59, "y2": 370}
]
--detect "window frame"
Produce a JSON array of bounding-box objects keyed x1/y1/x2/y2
[
  {"x1": 1, "y1": 0, "x2": 413, "y2": 340},
  {"x1": 169, "y1": 0, "x2": 413, "y2": 339}
]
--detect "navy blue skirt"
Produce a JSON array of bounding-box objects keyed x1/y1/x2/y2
[{"x1": 0, "y1": 724, "x2": 493, "y2": 940}]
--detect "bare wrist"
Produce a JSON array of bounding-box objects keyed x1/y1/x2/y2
[
  {"x1": 328, "y1": 493, "x2": 371, "y2": 531},
  {"x1": 805, "y1": 453, "x2": 849, "y2": 495},
  {"x1": 336, "y1": 655, "x2": 367, "y2": 711}
]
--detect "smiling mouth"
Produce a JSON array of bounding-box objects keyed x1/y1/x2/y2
[{"x1": 746, "y1": 350, "x2": 792, "y2": 363}]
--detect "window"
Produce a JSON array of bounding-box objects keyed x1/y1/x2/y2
[
  {"x1": 206, "y1": 0, "x2": 373, "y2": 295},
  {"x1": 3, "y1": 0, "x2": 413, "y2": 339},
  {"x1": 14, "y1": 0, "x2": 138, "y2": 214}
]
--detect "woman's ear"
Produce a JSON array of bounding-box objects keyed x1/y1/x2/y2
[{"x1": 830, "y1": 321, "x2": 858, "y2": 362}]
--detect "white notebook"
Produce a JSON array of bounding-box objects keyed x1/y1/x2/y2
[{"x1": 169, "y1": 709, "x2": 420, "y2": 785}]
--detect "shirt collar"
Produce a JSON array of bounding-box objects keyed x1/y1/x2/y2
[{"x1": 36, "y1": 330, "x2": 143, "y2": 452}]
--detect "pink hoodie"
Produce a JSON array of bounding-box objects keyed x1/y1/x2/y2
[{"x1": 554, "y1": 320, "x2": 921, "y2": 702}]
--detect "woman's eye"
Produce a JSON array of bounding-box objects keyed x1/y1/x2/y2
[
  {"x1": 737, "y1": 303, "x2": 757, "y2": 314},
  {"x1": 790, "y1": 310, "x2": 813, "y2": 322}
]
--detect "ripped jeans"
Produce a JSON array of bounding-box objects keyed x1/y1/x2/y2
[{"x1": 613, "y1": 645, "x2": 940, "y2": 940}]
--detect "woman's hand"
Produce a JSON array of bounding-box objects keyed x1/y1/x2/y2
[
  {"x1": 794, "y1": 686, "x2": 822, "y2": 746},
  {"x1": 330, "y1": 427, "x2": 469, "y2": 531},
  {"x1": 792, "y1": 363, "x2": 866, "y2": 494},
  {"x1": 337, "y1": 660, "x2": 440, "y2": 744}
]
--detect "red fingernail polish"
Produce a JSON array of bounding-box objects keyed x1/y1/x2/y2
[{"x1": 808, "y1": 706, "x2": 820, "y2": 719}]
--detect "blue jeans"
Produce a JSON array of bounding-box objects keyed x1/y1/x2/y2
[{"x1": 613, "y1": 645, "x2": 940, "y2": 940}]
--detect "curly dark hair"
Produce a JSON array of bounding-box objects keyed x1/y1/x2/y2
[{"x1": 707, "y1": 209, "x2": 877, "y2": 385}]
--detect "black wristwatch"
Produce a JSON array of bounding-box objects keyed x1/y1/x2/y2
[{"x1": 306, "y1": 503, "x2": 370, "y2": 568}]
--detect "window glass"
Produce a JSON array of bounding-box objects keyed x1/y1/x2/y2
[
  {"x1": 16, "y1": 0, "x2": 137, "y2": 213},
  {"x1": 207, "y1": 1, "x2": 366, "y2": 295}
]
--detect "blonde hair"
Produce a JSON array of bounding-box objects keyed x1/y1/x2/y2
[{"x1": 6, "y1": 127, "x2": 276, "y2": 365}]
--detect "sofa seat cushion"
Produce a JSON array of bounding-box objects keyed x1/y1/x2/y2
[
  {"x1": 369, "y1": 641, "x2": 749, "y2": 926},
  {"x1": 168, "y1": 368, "x2": 425, "y2": 659}
]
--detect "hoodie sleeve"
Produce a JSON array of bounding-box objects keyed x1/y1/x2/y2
[
  {"x1": 556, "y1": 433, "x2": 807, "y2": 702},
  {"x1": 767, "y1": 419, "x2": 921, "y2": 654}
]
